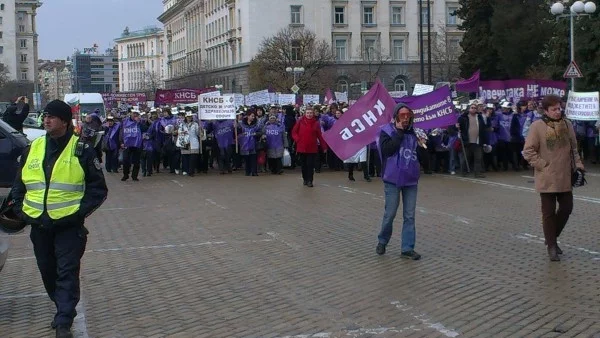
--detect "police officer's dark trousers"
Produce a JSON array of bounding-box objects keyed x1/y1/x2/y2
[{"x1": 30, "y1": 225, "x2": 87, "y2": 328}]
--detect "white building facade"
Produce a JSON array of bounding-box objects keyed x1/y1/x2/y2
[
  {"x1": 158, "y1": 0, "x2": 462, "y2": 92},
  {"x1": 0, "y1": 0, "x2": 43, "y2": 82},
  {"x1": 114, "y1": 27, "x2": 166, "y2": 92}
]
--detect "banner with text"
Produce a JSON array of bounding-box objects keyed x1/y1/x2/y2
[
  {"x1": 323, "y1": 80, "x2": 396, "y2": 160},
  {"x1": 245, "y1": 89, "x2": 270, "y2": 106},
  {"x1": 395, "y1": 86, "x2": 458, "y2": 130},
  {"x1": 102, "y1": 92, "x2": 147, "y2": 108},
  {"x1": 478, "y1": 80, "x2": 566, "y2": 102},
  {"x1": 278, "y1": 94, "x2": 296, "y2": 105},
  {"x1": 335, "y1": 92, "x2": 348, "y2": 103},
  {"x1": 565, "y1": 91, "x2": 600, "y2": 121},
  {"x1": 154, "y1": 88, "x2": 214, "y2": 106},
  {"x1": 198, "y1": 95, "x2": 236, "y2": 120},
  {"x1": 303, "y1": 94, "x2": 320, "y2": 105}
]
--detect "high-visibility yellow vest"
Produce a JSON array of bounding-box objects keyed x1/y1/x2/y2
[{"x1": 22, "y1": 135, "x2": 85, "y2": 220}]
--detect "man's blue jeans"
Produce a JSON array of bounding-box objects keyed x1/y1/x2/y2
[{"x1": 377, "y1": 182, "x2": 418, "y2": 252}]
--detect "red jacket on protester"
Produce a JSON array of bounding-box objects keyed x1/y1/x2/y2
[{"x1": 292, "y1": 116, "x2": 328, "y2": 154}]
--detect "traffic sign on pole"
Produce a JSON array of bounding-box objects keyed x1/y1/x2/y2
[
  {"x1": 291, "y1": 84, "x2": 300, "y2": 94},
  {"x1": 563, "y1": 60, "x2": 583, "y2": 78}
]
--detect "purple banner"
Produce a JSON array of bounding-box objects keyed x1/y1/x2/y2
[
  {"x1": 323, "y1": 80, "x2": 395, "y2": 161},
  {"x1": 102, "y1": 92, "x2": 147, "y2": 108},
  {"x1": 154, "y1": 88, "x2": 214, "y2": 106},
  {"x1": 455, "y1": 69, "x2": 480, "y2": 93},
  {"x1": 395, "y1": 86, "x2": 458, "y2": 130},
  {"x1": 478, "y1": 80, "x2": 567, "y2": 101}
]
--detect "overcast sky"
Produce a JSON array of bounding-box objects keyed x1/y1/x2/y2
[{"x1": 37, "y1": 0, "x2": 163, "y2": 60}]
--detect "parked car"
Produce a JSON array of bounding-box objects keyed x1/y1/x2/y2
[
  {"x1": 0, "y1": 231, "x2": 8, "y2": 272},
  {"x1": 0, "y1": 119, "x2": 29, "y2": 188}
]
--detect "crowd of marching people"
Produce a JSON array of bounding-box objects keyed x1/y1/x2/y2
[{"x1": 88, "y1": 97, "x2": 600, "y2": 185}]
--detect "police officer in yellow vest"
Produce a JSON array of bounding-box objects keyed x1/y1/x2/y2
[{"x1": 11, "y1": 100, "x2": 108, "y2": 338}]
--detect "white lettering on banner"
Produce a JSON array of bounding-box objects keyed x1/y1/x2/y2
[
  {"x1": 339, "y1": 99, "x2": 387, "y2": 140},
  {"x1": 566, "y1": 91, "x2": 600, "y2": 121},
  {"x1": 175, "y1": 92, "x2": 196, "y2": 99},
  {"x1": 199, "y1": 95, "x2": 236, "y2": 120}
]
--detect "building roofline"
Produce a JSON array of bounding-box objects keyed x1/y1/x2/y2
[{"x1": 157, "y1": 0, "x2": 192, "y2": 23}]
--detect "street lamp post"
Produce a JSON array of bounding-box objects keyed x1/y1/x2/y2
[
  {"x1": 550, "y1": 0, "x2": 597, "y2": 91},
  {"x1": 214, "y1": 84, "x2": 223, "y2": 94},
  {"x1": 286, "y1": 66, "x2": 305, "y2": 88}
]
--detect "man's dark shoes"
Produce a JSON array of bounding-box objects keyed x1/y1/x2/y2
[
  {"x1": 556, "y1": 244, "x2": 563, "y2": 255},
  {"x1": 364, "y1": 177, "x2": 372, "y2": 182},
  {"x1": 307, "y1": 181, "x2": 314, "y2": 187},
  {"x1": 376, "y1": 243, "x2": 386, "y2": 255},
  {"x1": 120, "y1": 176, "x2": 128, "y2": 181},
  {"x1": 56, "y1": 325, "x2": 73, "y2": 338},
  {"x1": 348, "y1": 175, "x2": 355, "y2": 181},
  {"x1": 303, "y1": 180, "x2": 307, "y2": 186},
  {"x1": 401, "y1": 250, "x2": 422, "y2": 260},
  {"x1": 548, "y1": 247, "x2": 560, "y2": 261}
]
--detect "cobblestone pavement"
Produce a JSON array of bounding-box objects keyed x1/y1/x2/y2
[{"x1": 1, "y1": 167, "x2": 600, "y2": 338}]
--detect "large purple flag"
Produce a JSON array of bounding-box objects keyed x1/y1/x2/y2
[
  {"x1": 455, "y1": 69, "x2": 480, "y2": 93},
  {"x1": 324, "y1": 88, "x2": 336, "y2": 105},
  {"x1": 395, "y1": 86, "x2": 458, "y2": 130},
  {"x1": 323, "y1": 80, "x2": 395, "y2": 161}
]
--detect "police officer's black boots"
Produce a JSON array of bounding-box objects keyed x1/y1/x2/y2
[{"x1": 56, "y1": 325, "x2": 73, "y2": 338}]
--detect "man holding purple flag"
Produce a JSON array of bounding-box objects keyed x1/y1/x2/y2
[{"x1": 375, "y1": 103, "x2": 422, "y2": 260}]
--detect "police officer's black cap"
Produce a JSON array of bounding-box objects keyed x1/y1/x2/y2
[{"x1": 44, "y1": 100, "x2": 72, "y2": 122}]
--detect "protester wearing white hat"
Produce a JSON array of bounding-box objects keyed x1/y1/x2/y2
[{"x1": 177, "y1": 111, "x2": 201, "y2": 176}]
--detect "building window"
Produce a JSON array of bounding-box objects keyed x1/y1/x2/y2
[
  {"x1": 0, "y1": 31, "x2": 2, "y2": 39},
  {"x1": 392, "y1": 39, "x2": 404, "y2": 60},
  {"x1": 363, "y1": 38, "x2": 376, "y2": 60},
  {"x1": 0, "y1": 17, "x2": 3, "y2": 24},
  {"x1": 20, "y1": 54, "x2": 27, "y2": 62},
  {"x1": 291, "y1": 5, "x2": 302, "y2": 24},
  {"x1": 447, "y1": 6, "x2": 458, "y2": 25},
  {"x1": 17, "y1": 12, "x2": 24, "y2": 21},
  {"x1": 363, "y1": 6, "x2": 375, "y2": 25},
  {"x1": 20, "y1": 39, "x2": 26, "y2": 48},
  {"x1": 0, "y1": 46, "x2": 3, "y2": 54},
  {"x1": 19, "y1": 25, "x2": 25, "y2": 32},
  {"x1": 448, "y1": 38, "x2": 461, "y2": 54},
  {"x1": 0, "y1": 4, "x2": 4, "y2": 10},
  {"x1": 391, "y1": 6, "x2": 403, "y2": 25},
  {"x1": 337, "y1": 79, "x2": 349, "y2": 93},
  {"x1": 291, "y1": 40, "x2": 301, "y2": 61},
  {"x1": 394, "y1": 78, "x2": 406, "y2": 91},
  {"x1": 334, "y1": 38, "x2": 347, "y2": 61},
  {"x1": 21, "y1": 71, "x2": 27, "y2": 80},
  {"x1": 334, "y1": 6, "x2": 345, "y2": 24},
  {"x1": 421, "y1": 6, "x2": 430, "y2": 25}
]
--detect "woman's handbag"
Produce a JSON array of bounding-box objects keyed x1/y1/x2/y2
[{"x1": 567, "y1": 121, "x2": 587, "y2": 187}]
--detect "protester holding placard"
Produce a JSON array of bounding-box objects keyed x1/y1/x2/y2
[
  {"x1": 176, "y1": 112, "x2": 201, "y2": 176},
  {"x1": 375, "y1": 103, "x2": 422, "y2": 260},
  {"x1": 522, "y1": 95, "x2": 584, "y2": 262},
  {"x1": 292, "y1": 106, "x2": 328, "y2": 188}
]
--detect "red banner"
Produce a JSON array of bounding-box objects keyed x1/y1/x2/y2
[
  {"x1": 154, "y1": 88, "x2": 215, "y2": 106},
  {"x1": 102, "y1": 92, "x2": 147, "y2": 108}
]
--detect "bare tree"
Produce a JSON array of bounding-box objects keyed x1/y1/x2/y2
[
  {"x1": 430, "y1": 25, "x2": 462, "y2": 83},
  {"x1": 350, "y1": 41, "x2": 392, "y2": 85},
  {"x1": 141, "y1": 70, "x2": 163, "y2": 94},
  {"x1": 248, "y1": 27, "x2": 336, "y2": 93}
]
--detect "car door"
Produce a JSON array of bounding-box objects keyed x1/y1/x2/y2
[{"x1": 0, "y1": 120, "x2": 28, "y2": 188}]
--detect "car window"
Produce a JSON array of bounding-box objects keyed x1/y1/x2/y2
[{"x1": 0, "y1": 119, "x2": 18, "y2": 133}]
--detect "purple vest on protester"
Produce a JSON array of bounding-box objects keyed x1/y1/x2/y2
[
  {"x1": 142, "y1": 132, "x2": 153, "y2": 152},
  {"x1": 107, "y1": 123, "x2": 120, "y2": 151},
  {"x1": 496, "y1": 113, "x2": 512, "y2": 142},
  {"x1": 214, "y1": 120, "x2": 235, "y2": 148},
  {"x1": 487, "y1": 116, "x2": 498, "y2": 146},
  {"x1": 123, "y1": 118, "x2": 142, "y2": 148},
  {"x1": 239, "y1": 123, "x2": 259, "y2": 153},
  {"x1": 377, "y1": 123, "x2": 420, "y2": 188},
  {"x1": 264, "y1": 123, "x2": 284, "y2": 150}
]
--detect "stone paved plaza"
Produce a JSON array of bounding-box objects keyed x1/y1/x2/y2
[{"x1": 1, "y1": 168, "x2": 600, "y2": 338}]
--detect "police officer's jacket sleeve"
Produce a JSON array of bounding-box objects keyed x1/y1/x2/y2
[
  {"x1": 78, "y1": 146, "x2": 108, "y2": 218},
  {"x1": 11, "y1": 146, "x2": 30, "y2": 219},
  {"x1": 379, "y1": 129, "x2": 404, "y2": 158}
]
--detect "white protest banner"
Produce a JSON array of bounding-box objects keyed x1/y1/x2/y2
[
  {"x1": 269, "y1": 92, "x2": 278, "y2": 105},
  {"x1": 565, "y1": 91, "x2": 600, "y2": 121},
  {"x1": 200, "y1": 91, "x2": 220, "y2": 98},
  {"x1": 233, "y1": 93, "x2": 244, "y2": 108},
  {"x1": 303, "y1": 94, "x2": 320, "y2": 105},
  {"x1": 335, "y1": 92, "x2": 348, "y2": 103},
  {"x1": 246, "y1": 89, "x2": 270, "y2": 105},
  {"x1": 278, "y1": 94, "x2": 296, "y2": 105},
  {"x1": 389, "y1": 91, "x2": 408, "y2": 98},
  {"x1": 198, "y1": 94, "x2": 236, "y2": 120},
  {"x1": 413, "y1": 84, "x2": 435, "y2": 96}
]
